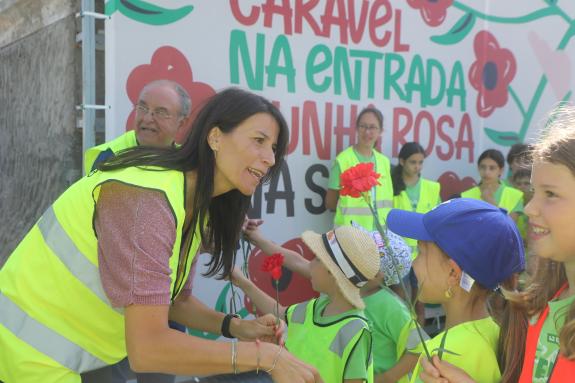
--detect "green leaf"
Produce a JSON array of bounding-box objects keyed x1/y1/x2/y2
[
  {"x1": 115, "y1": 0, "x2": 194, "y2": 25},
  {"x1": 431, "y1": 13, "x2": 476, "y2": 45},
  {"x1": 484, "y1": 128, "x2": 520, "y2": 146}
]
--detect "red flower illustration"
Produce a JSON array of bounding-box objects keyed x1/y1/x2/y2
[
  {"x1": 261, "y1": 253, "x2": 284, "y2": 281},
  {"x1": 125, "y1": 46, "x2": 216, "y2": 143},
  {"x1": 469, "y1": 31, "x2": 517, "y2": 118},
  {"x1": 408, "y1": 0, "x2": 453, "y2": 27},
  {"x1": 340, "y1": 163, "x2": 381, "y2": 198}
]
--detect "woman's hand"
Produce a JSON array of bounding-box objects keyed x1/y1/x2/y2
[
  {"x1": 270, "y1": 346, "x2": 323, "y2": 383},
  {"x1": 419, "y1": 356, "x2": 475, "y2": 383},
  {"x1": 242, "y1": 218, "x2": 265, "y2": 245},
  {"x1": 231, "y1": 313, "x2": 285, "y2": 344}
]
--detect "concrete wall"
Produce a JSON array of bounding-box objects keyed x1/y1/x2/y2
[{"x1": 0, "y1": 1, "x2": 81, "y2": 265}]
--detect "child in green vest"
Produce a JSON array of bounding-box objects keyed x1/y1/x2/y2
[
  {"x1": 386, "y1": 198, "x2": 525, "y2": 383},
  {"x1": 416, "y1": 105, "x2": 575, "y2": 383},
  {"x1": 238, "y1": 221, "x2": 428, "y2": 383},
  {"x1": 232, "y1": 225, "x2": 381, "y2": 383},
  {"x1": 461, "y1": 149, "x2": 524, "y2": 223}
]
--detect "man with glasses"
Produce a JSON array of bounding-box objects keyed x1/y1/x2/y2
[{"x1": 83, "y1": 79, "x2": 191, "y2": 174}]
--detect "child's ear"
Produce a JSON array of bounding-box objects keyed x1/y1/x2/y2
[{"x1": 447, "y1": 259, "x2": 462, "y2": 284}]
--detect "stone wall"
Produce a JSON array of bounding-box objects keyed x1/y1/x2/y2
[{"x1": 0, "y1": 6, "x2": 80, "y2": 265}]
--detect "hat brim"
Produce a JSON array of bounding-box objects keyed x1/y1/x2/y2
[
  {"x1": 301, "y1": 230, "x2": 365, "y2": 310},
  {"x1": 387, "y1": 209, "x2": 434, "y2": 242}
]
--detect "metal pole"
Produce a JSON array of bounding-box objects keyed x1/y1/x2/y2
[{"x1": 81, "y1": 0, "x2": 96, "y2": 174}]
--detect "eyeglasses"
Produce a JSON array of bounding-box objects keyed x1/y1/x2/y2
[
  {"x1": 357, "y1": 124, "x2": 380, "y2": 132},
  {"x1": 135, "y1": 104, "x2": 175, "y2": 121}
]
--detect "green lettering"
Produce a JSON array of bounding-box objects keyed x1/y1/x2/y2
[
  {"x1": 426, "y1": 58, "x2": 446, "y2": 107},
  {"x1": 229, "y1": 30, "x2": 264, "y2": 90},
  {"x1": 306, "y1": 44, "x2": 332, "y2": 94},
  {"x1": 266, "y1": 35, "x2": 296, "y2": 93},
  {"x1": 405, "y1": 54, "x2": 426, "y2": 106},
  {"x1": 350, "y1": 49, "x2": 383, "y2": 99},
  {"x1": 383, "y1": 53, "x2": 406, "y2": 101},
  {"x1": 447, "y1": 61, "x2": 466, "y2": 111},
  {"x1": 333, "y1": 47, "x2": 361, "y2": 100}
]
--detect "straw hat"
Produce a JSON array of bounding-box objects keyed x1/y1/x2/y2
[{"x1": 301, "y1": 226, "x2": 380, "y2": 309}]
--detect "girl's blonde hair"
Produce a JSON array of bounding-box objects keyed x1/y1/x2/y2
[{"x1": 500, "y1": 104, "x2": 575, "y2": 382}]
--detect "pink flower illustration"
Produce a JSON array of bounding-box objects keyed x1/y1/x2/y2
[
  {"x1": 125, "y1": 46, "x2": 215, "y2": 143},
  {"x1": 408, "y1": 0, "x2": 453, "y2": 27},
  {"x1": 468, "y1": 31, "x2": 517, "y2": 118}
]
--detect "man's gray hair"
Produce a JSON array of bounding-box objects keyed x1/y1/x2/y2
[{"x1": 141, "y1": 80, "x2": 191, "y2": 118}]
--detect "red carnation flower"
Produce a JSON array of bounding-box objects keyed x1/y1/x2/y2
[
  {"x1": 340, "y1": 163, "x2": 381, "y2": 198},
  {"x1": 408, "y1": 0, "x2": 453, "y2": 27},
  {"x1": 468, "y1": 31, "x2": 517, "y2": 118},
  {"x1": 261, "y1": 253, "x2": 284, "y2": 281}
]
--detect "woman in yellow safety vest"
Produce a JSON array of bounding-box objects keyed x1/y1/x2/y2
[
  {"x1": 461, "y1": 149, "x2": 524, "y2": 222},
  {"x1": 0, "y1": 88, "x2": 320, "y2": 383},
  {"x1": 326, "y1": 107, "x2": 394, "y2": 230}
]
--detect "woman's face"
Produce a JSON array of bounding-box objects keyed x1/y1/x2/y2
[
  {"x1": 400, "y1": 153, "x2": 425, "y2": 178},
  {"x1": 356, "y1": 112, "x2": 382, "y2": 149},
  {"x1": 210, "y1": 112, "x2": 279, "y2": 196},
  {"x1": 412, "y1": 241, "x2": 453, "y2": 304},
  {"x1": 525, "y1": 161, "x2": 575, "y2": 262},
  {"x1": 478, "y1": 157, "x2": 503, "y2": 184}
]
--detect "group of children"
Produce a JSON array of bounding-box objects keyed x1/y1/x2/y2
[{"x1": 229, "y1": 105, "x2": 575, "y2": 382}]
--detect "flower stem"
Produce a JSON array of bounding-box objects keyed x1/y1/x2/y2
[
  {"x1": 452, "y1": 1, "x2": 569, "y2": 24},
  {"x1": 364, "y1": 198, "x2": 432, "y2": 361},
  {"x1": 275, "y1": 280, "x2": 280, "y2": 330}
]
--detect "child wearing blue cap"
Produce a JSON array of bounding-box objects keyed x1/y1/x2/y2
[
  {"x1": 418, "y1": 105, "x2": 575, "y2": 383},
  {"x1": 387, "y1": 198, "x2": 525, "y2": 383}
]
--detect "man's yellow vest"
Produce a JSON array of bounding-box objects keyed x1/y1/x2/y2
[
  {"x1": 393, "y1": 179, "x2": 441, "y2": 259},
  {"x1": 461, "y1": 185, "x2": 523, "y2": 213},
  {"x1": 285, "y1": 299, "x2": 374, "y2": 383},
  {"x1": 83, "y1": 130, "x2": 138, "y2": 174},
  {"x1": 0, "y1": 167, "x2": 199, "y2": 383},
  {"x1": 334, "y1": 147, "x2": 393, "y2": 230}
]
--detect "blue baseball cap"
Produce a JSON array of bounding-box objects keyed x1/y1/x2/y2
[{"x1": 386, "y1": 198, "x2": 525, "y2": 290}]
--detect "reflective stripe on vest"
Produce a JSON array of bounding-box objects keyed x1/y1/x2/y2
[
  {"x1": 38, "y1": 206, "x2": 117, "y2": 311},
  {"x1": 0, "y1": 292, "x2": 108, "y2": 372},
  {"x1": 329, "y1": 318, "x2": 367, "y2": 357},
  {"x1": 334, "y1": 147, "x2": 393, "y2": 229},
  {"x1": 290, "y1": 301, "x2": 309, "y2": 324},
  {"x1": 519, "y1": 283, "x2": 575, "y2": 383}
]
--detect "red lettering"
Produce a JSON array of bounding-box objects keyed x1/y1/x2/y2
[
  {"x1": 393, "y1": 9, "x2": 409, "y2": 52},
  {"x1": 262, "y1": 0, "x2": 294, "y2": 35},
  {"x1": 348, "y1": 0, "x2": 369, "y2": 44},
  {"x1": 436, "y1": 115, "x2": 454, "y2": 161},
  {"x1": 456, "y1": 113, "x2": 474, "y2": 163},
  {"x1": 414, "y1": 111, "x2": 435, "y2": 156},
  {"x1": 229, "y1": 0, "x2": 260, "y2": 25},
  {"x1": 392, "y1": 107, "x2": 412, "y2": 156},
  {"x1": 321, "y1": 0, "x2": 349, "y2": 44},
  {"x1": 294, "y1": 0, "x2": 324, "y2": 36},
  {"x1": 287, "y1": 106, "x2": 299, "y2": 155},
  {"x1": 369, "y1": 0, "x2": 392, "y2": 47},
  {"x1": 302, "y1": 101, "x2": 332, "y2": 160}
]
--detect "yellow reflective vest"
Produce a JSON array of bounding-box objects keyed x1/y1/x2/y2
[
  {"x1": 83, "y1": 130, "x2": 138, "y2": 175},
  {"x1": 461, "y1": 185, "x2": 523, "y2": 213},
  {"x1": 286, "y1": 298, "x2": 374, "y2": 383},
  {"x1": 334, "y1": 147, "x2": 393, "y2": 230},
  {"x1": 0, "y1": 166, "x2": 200, "y2": 383},
  {"x1": 393, "y1": 179, "x2": 441, "y2": 259}
]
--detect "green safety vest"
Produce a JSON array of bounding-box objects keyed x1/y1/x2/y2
[
  {"x1": 0, "y1": 166, "x2": 200, "y2": 382},
  {"x1": 393, "y1": 179, "x2": 441, "y2": 259},
  {"x1": 83, "y1": 130, "x2": 138, "y2": 175},
  {"x1": 334, "y1": 147, "x2": 393, "y2": 230},
  {"x1": 461, "y1": 185, "x2": 523, "y2": 213},
  {"x1": 285, "y1": 299, "x2": 374, "y2": 383}
]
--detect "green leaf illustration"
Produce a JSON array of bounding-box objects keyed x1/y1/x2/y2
[
  {"x1": 484, "y1": 128, "x2": 520, "y2": 147},
  {"x1": 431, "y1": 13, "x2": 476, "y2": 45},
  {"x1": 105, "y1": 0, "x2": 194, "y2": 25}
]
